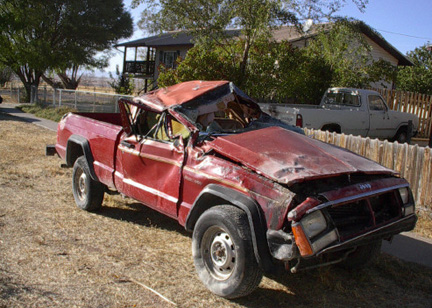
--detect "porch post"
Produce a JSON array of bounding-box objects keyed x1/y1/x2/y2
[{"x1": 122, "y1": 47, "x2": 127, "y2": 75}]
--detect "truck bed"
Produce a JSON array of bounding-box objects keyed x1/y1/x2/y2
[
  {"x1": 73, "y1": 112, "x2": 123, "y2": 126},
  {"x1": 56, "y1": 112, "x2": 124, "y2": 188}
]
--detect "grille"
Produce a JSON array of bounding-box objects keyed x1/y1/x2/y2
[{"x1": 326, "y1": 190, "x2": 401, "y2": 241}]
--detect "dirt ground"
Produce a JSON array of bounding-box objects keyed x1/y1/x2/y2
[{"x1": 1, "y1": 111, "x2": 432, "y2": 308}]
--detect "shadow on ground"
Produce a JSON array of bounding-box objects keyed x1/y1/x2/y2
[
  {"x1": 97, "y1": 200, "x2": 188, "y2": 236},
  {"x1": 95, "y1": 200, "x2": 432, "y2": 308}
]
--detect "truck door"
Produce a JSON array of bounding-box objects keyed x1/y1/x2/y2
[
  {"x1": 115, "y1": 103, "x2": 189, "y2": 219},
  {"x1": 368, "y1": 95, "x2": 393, "y2": 138}
]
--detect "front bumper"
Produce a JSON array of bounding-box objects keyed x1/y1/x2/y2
[
  {"x1": 267, "y1": 214, "x2": 417, "y2": 263},
  {"x1": 316, "y1": 213, "x2": 417, "y2": 256}
]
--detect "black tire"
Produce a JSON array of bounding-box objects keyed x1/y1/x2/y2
[
  {"x1": 192, "y1": 205, "x2": 263, "y2": 299},
  {"x1": 340, "y1": 240, "x2": 382, "y2": 270},
  {"x1": 72, "y1": 156, "x2": 104, "y2": 211},
  {"x1": 394, "y1": 127, "x2": 408, "y2": 144},
  {"x1": 321, "y1": 125, "x2": 341, "y2": 134}
]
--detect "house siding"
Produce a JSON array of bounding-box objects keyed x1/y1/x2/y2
[{"x1": 363, "y1": 35, "x2": 399, "y2": 66}]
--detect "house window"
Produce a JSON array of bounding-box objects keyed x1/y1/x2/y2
[{"x1": 160, "y1": 51, "x2": 179, "y2": 69}]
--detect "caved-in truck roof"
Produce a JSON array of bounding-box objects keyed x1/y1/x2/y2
[{"x1": 133, "y1": 80, "x2": 231, "y2": 112}]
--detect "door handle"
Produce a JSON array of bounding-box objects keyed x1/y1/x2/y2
[{"x1": 120, "y1": 140, "x2": 135, "y2": 149}]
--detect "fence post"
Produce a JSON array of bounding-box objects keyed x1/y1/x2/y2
[
  {"x1": 53, "y1": 88, "x2": 56, "y2": 107},
  {"x1": 59, "y1": 89, "x2": 62, "y2": 107},
  {"x1": 74, "y1": 90, "x2": 77, "y2": 109},
  {"x1": 33, "y1": 86, "x2": 38, "y2": 104},
  {"x1": 429, "y1": 128, "x2": 432, "y2": 148},
  {"x1": 93, "y1": 90, "x2": 96, "y2": 112},
  {"x1": 17, "y1": 87, "x2": 20, "y2": 103}
]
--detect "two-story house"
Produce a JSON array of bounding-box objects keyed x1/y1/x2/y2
[{"x1": 115, "y1": 23, "x2": 411, "y2": 92}]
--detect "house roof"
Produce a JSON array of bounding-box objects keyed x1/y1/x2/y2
[
  {"x1": 357, "y1": 23, "x2": 412, "y2": 66},
  {"x1": 272, "y1": 23, "x2": 412, "y2": 66},
  {"x1": 115, "y1": 29, "x2": 241, "y2": 48},
  {"x1": 115, "y1": 31, "x2": 195, "y2": 48}
]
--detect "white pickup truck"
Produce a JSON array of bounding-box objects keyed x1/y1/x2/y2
[{"x1": 260, "y1": 88, "x2": 419, "y2": 143}]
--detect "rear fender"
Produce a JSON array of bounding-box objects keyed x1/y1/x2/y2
[{"x1": 66, "y1": 135, "x2": 97, "y2": 180}]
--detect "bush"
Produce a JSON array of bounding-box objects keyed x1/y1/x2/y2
[{"x1": 109, "y1": 65, "x2": 135, "y2": 95}]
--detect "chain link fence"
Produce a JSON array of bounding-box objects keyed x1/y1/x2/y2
[
  {"x1": 2, "y1": 84, "x2": 134, "y2": 113},
  {"x1": 0, "y1": 83, "x2": 26, "y2": 103},
  {"x1": 30, "y1": 86, "x2": 133, "y2": 113}
]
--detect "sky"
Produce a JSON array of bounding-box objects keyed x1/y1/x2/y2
[{"x1": 103, "y1": 0, "x2": 432, "y2": 74}]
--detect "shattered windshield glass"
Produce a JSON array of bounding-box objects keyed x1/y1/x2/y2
[{"x1": 173, "y1": 82, "x2": 304, "y2": 139}]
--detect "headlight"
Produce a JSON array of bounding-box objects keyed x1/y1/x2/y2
[
  {"x1": 398, "y1": 187, "x2": 409, "y2": 204},
  {"x1": 292, "y1": 210, "x2": 337, "y2": 257},
  {"x1": 398, "y1": 187, "x2": 415, "y2": 216},
  {"x1": 300, "y1": 210, "x2": 327, "y2": 238}
]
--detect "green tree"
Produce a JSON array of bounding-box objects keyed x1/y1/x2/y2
[
  {"x1": 158, "y1": 20, "x2": 395, "y2": 104},
  {"x1": 132, "y1": 0, "x2": 367, "y2": 86},
  {"x1": 305, "y1": 20, "x2": 396, "y2": 89},
  {"x1": 0, "y1": 66, "x2": 12, "y2": 87},
  {"x1": 397, "y1": 44, "x2": 432, "y2": 95},
  {"x1": 0, "y1": 0, "x2": 133, "y2": 100},
  {"x1": 158, "y1": 38, "x2": 330, "y2": 103},
  {"x1": 109, "y1": 65, "x2": 135, "y2": 95}
]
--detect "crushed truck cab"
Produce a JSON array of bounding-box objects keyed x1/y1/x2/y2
[{"x1": 48, "y1": 80, "x2": 417, "y2": 299}]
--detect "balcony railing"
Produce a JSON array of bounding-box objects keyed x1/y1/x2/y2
[{"x1": 124, "y1": 60, "x2": 155, "y2": 76}]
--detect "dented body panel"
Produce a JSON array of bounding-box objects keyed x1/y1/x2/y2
[
  {"x1": 52, "y1": 80, "x2": 417, "y2": 275},
  {"x1": 209, "y1": 126, "x2": 395, "y2": 185}
]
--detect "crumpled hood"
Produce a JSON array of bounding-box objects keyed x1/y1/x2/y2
[{"x1": 208, "y1": 126, "x2": 396, "y2": 185}]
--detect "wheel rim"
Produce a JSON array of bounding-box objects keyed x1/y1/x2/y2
[
  {"x1": 74, "y1": 168, "x2": 87, "y2": 202},
  {"x1": 201, "y1": 226, "x2": 236, "y2": 280}
]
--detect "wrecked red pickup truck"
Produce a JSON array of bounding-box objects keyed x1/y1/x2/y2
[{"x1": 48, "y1": 80, "x2": 417, "y2": 298}]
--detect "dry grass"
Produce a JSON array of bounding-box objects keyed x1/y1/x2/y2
[
  {"x1": 415, "y1": 212, "x2": 432, "y2": 239},
  {"x1": 0, "y1": 111, "x2": 432, "y2": 307}
]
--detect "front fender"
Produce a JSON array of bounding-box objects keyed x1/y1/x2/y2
[{"x1": 185, "y1": 184, "x2": 274, "y2": 273}]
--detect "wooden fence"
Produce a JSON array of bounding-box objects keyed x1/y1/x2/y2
[
  {"x1": 374, "y1": 88, "x2": 432, "y2": 140},
  {"x1": 304, "y1": 128, "x2": 432, "y2": 212}
]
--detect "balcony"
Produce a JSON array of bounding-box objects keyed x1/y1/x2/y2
[{"x1": 124, "y1": 60, "x2": 155, "y2": 77}]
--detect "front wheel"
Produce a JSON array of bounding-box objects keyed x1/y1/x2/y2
[
  {"x1": 394, "y1": 127, "x2": 408, "y2": 144},
  {"x1": 72, "y1": 156, "x2": 104, "y2": 211},
  {"x1": 192, "y1": 205, "x2": 263, "y2": 299}
]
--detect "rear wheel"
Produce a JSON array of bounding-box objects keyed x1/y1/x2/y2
[
  {"x1": 72, "y1": 156, "x2": 104, "y2": 211},
  {"x1": 192, "y1": 205, "x2": 263, "y2": 299}
]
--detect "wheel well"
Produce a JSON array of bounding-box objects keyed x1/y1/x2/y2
[
  {"x1": 66, "y1": 142, "x2": 84, "y2": 167},
  {"x1": 65, "y1": 135, "x2": 97, "y2": 180},
  {"x1": 395, "y1": 125, "x2": 407, "y2": 136},
  {"x1": 393, "y1": 125, "x2": 409, "y2": 143},
  {"x1": 321, "y1": 124, "x2": 341, "y2": 134},
  {"x1": 186, "y1": 193, "x2": 234, "y2": 231}
]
